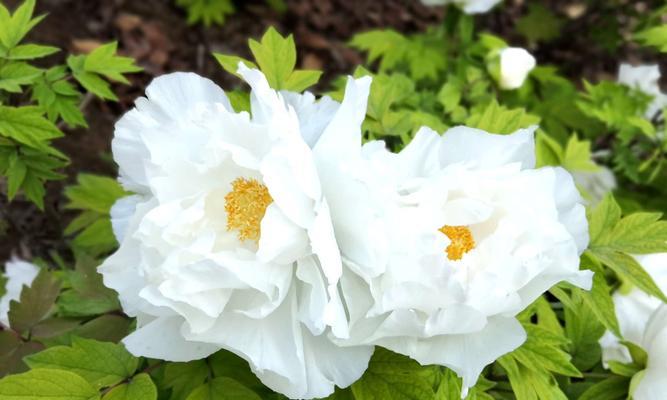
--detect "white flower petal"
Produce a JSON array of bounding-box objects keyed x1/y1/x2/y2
[
  {"x1": 499, "y1": 47, "x2": 536, "y2": 90},
  {"x1": 257, "y1": 204, "x2": 310, "y2": 264},
  {"x1": 439, "y1": 125, "x2": 537, "y2": 169},
  {"x1": 281, "y1": 91, "x2": 340, "y2": 148}
]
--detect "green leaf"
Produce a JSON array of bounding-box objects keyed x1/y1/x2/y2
[
  {"x1": 6, "y1": 155, "x2": 27, "y2": 200},
  {"x1": 0, "y1": 331, "x2": 44, "y2": 377},
  {"x1": 513, "y1": 324, "x2": 582, "y2": 378},
  {"x1": 563, "y1": 289, "x2": 605, "y2": 371},
  {"x1": 561, "y1": 135, "x2": 598, "y2": 172},
  {"x1": 621, "y1": 340, "x2": 648, "y2": 368},
  {"x1": 208, "y1": 350, "x2": 267, "y2": 395},
  {"x1": 163, "y1": 361, "x2": 209, "y2": 400},
  {"x1": 283, "y1": 69, "x2": 323, "y2": 92},
  {"x1": 58, "y1": 256, "x2": 120, "y2": 317},
  {"x1": 212, "y1": 54, "x2": 256, "y2": 78},
  {"x1": 103, "y1": 373, "x2": 157, "y2": 400},
  {"x1": 176, "y1": 0, "x2": 235, "y2": 26},
  {"x1": 0, "y1": 61, "x2": 41, "y2": 92},
  {"x1": 3, "y1": 44, "x2": 59, "y2": 60},
  {"x1": 0, "y1": 0, "x2": 44, "y2": 50},
  {"x1": 580, "y1": 254, "x2": 621, "y2": 337},
  {"x1": 25, "y1": 337, "x2": 139, "y2": 389},
  {"x1": 0, "y1": 105, "x2": 63, "y2": 148},
  {"x1": 588, "y1": 194, "x2": 622, "y2": 245},
  {"x1": 351, "y1": 348, "x2": 437, "y2": 400},
  {"x1": 186, "y1": 377, "x2": 261, "y2": 400},
  {"x1": 249, "y1": 27, "x2": 296, "y2": 89},
  {"x1": 466, "y1": 100, "x2": 540, "y2": 134},
  {"x1": 592, "y1": 248, "x2": 667, "y2": 302},
  {"x1": 0, "y1": 368, "x2": 100, "y2": 399},
  {"x1": 635, "y1": 25, "x2": 667, "y2": 52},
  {"x1": 578, "y1": 376, "x2": 629, "y2": 400},
  {"x1": 592, "y1": 211, "x2": 667, "y2": 254},
  {"x1": 8, "y1": 268, "x2": 60, "y2": 334},
  {"x1": 65, "y1": 174, "x2": 127, "y2": 213},
  {"x1": 607, "y1": 360, "x2": 642, "y2": 377},
  {"x1": 83, "y1": 42, "x2": 142, "y2": 83}
]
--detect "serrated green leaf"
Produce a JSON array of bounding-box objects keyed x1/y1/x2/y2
[
  {"x1": 176, "y1": 0, "x2": 235, "y2": 26},
  {"x1": 249, "y1": 27, "x2": 296, "y2": 89},
  {"x1": 580, "y1": 254, "x2": 621, "y2": 337},
  {"x1": 466, "y1": 100, "x2": 540, "y2": 134},
  {"x1": 0, "y1": 369, "x2": 100, "y2": 399},
  {"x1": 513, "y1": 324, "x2": 582, "y2": 378},
  {"x1": 0, "y1": 0, "x2": 44, "y2": 50},
  {"x1": 0, "y1": 61, "x2": 41, "y2": 92},
  {"x1": 212, "y1": 54, "x2": 257, "y2": 78},
  {"x1": 65, "y1": 174, "x2": 127, "y2": 213},
  {"x1": 351, "y1": 348, "x2": 437, "y2": 400},
  {"x1": 6, "y1": 155, "x2": 27, "y2": 200},
  {"x1": 593, "y1": 212, "x2": 667, "y2": 254},
  {"x1": 562, "y1": 135, "x2": 598, "y2": 172},
  {"x1": 588, "y1": 194, "x2": 622, "y2": 245},
  {"x1": 592, "y1": 248, "x2": 667, "y2": 302},
  {"x1": 8, "y1": 268, "x2": 60, "y2": 334},
  {"x1": 564, "y1": 289, "x2": 605, "y2": 371},
  {"x1": 103, "y1": 373, "x2": 157, "y2": 400},
  {"x1": 25, "y1": 337, "x2": 138, "y2": 389},
  {"x1": 0, "y1": 105, "x2": 63, "y2": 148},
  {"x1": 83, "y1": 42, "x2": 142, "y2": 83},
  {"x1": 283, "y1": 69, "x2": 322, "y2": 92},
  {"x1": 3, "y1": 43, "x2": 59, "y2": 60}
]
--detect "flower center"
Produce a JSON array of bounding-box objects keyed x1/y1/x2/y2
[
  {"x1": 439, "y1": 225, "x2": 475, "y2": 261},
  {"x1": 224, "y1": 178, "x2": 273, "y2": 242}
]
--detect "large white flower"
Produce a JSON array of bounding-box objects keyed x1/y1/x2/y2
[
  {"x1": 318, "y1": 125, "x2": 591, "y2": 394},
  {"x1": 499, "y1": 47, "x2": 536, "y2": 90},
  {"x1": 420, "y1": 0, "x2": 502, "y2": 14},
  {"x1": 0, "y1": 258, "x2": 40, "y2": 328},
  {"x1": 599, "y1": 253, "x2": 667, "y2": 366},
  {"x1": 99, "y1": 66, "x2": 374, "y2": 399},
  {"x1": 618, "y1": 63, "x2": 667, "y2": 120}
]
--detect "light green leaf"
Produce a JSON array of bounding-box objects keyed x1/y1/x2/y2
[
  {"x1": 83, "y1": 42, "x2": 142, "y2": 83},
  {"x1": 351, "y1": 348, "x2": 437, "y2": 400},
  {"x1": 65, "y1": 174, "x2": 127, "y2": 214},
  {"x1": 0, "y1": 0, "x2": 44, "y2": 50},
  {"x1": 635, "y1": 25, "x2": 667, "y2": 52},
  {"x1": 283, "y1": 69, "x2": 322, "y2": 92},
  {"x1": 580, "y1": 254, "x2": 621, "y2": 337},
  {"x1": 513, "y1": 324, "x2": 582, "y2": 378},
  {"x1": 592, "y1": 248, "x2": 667, "y2": 302},
  {"x1": 466, "y1": 100, "x2": 540, "y2": 134},
  {"x1": 185, "y1": 377, "x2": 261, "y2": 400},
  {"x1": 212, "y1": 54, "x2": 256, "y2": 78},
  {"x1": 0, "y1": 368, "x2": 100, "y2": 400},
  {"x1": 248, "y1": 27, "x2": 296, "y2": 89},
  {"x1": 25, "y1": 337, "x2": 139, "y2": 389},
  {"x1": 562, "y1": 135, "x2": 598, "y2": 172},
  {"x1": 6, "y1": 155, "x2": 27, "y2": 200},
  {"x1": 0, "y1": 105, "x2": 63, "y2": 148},
  {"x1": 103, "y1": 373, "x2": 157, "y2": 400},
  {"x1": 0, "y1": 61, "x2": 41, "y2": 92},
  {"x1": 3, "y1": 43, "x2": 59, "y2": 60},
  {"x1": 588, "y1": 194, "x2": 622, "y2": 245}
]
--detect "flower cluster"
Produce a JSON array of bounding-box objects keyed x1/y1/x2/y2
[{"x1": 100, "y1": 64, "x2": 591, "y2": 398}]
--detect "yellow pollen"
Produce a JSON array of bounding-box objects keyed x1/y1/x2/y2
[
  {"x1": 439, "y1": 225, "x2": 475, "y2": 261},
  {"x1": 224, "y1": 178, "x2": 273, "y2": 242}
]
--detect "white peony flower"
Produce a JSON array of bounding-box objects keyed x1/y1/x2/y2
[
  {"x1": 420, "y1": 0, "x2": 503, "y2": 14},
  {"x1": 0, "y1": 258, "x2": 40, "y2": 327},
  {"x1": 632, "y1": 304, "x2": 667, "y2": 400},
  {"x1": 599, "y1": 253, "x2": 667, "y2": 366},
  {"x1": 319, "y1": 125, "x2": 592, "y2": 394},
  {"x1": 99, "y1": 66, "x2": 374, "y2": 399},
  {"x1": 573, "y1": 165, "x2": 616, "y2": 205},
  {"x1": 499, "y1": 47, "x2": 536, "y2": 90},
  {"x1": 618, "y1": 63, "x2": 667, "y2": 120}
]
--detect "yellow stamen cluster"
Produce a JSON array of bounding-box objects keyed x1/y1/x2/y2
[
  {"x1": 439, "y1": 225, "x2": 475, "y2": 261},
  {"x1": 224, "y1": 178, "x2": 273, "y2": 242}
]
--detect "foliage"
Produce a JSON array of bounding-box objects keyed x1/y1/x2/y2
[
  {"x1": 2, "y1": 1, "x2": 667, "y2": 400},
  {"x1": 0, "y1": 0, "x2": 141, "y2": 209}
]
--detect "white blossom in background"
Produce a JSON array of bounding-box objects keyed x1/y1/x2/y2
[
  {"x1": 618, "y1": 63, "x2": 667, "y2": 120},
  {"x1": 499, "y1": 47, "x2": 536, "y2": 90},
  {"x1": 420, "y1": 0, "x2": 503, "y2": 14},
  {"x1": 100, "y1": 66, "x2": 373, "y2": 399},
  {"x1": 632, "y1": 305, "x2": 667, "y2": 400},
  {"x1": 599, "y1": 253, "x2": 667, "y2": 366},
  {"x1": 573, "y1": 165, "x2": 617, "y2": 205},
  {"x1": 0, "y1": 258, "x2": 40, "y2": 327},
  {"x1": 318, "y1": 124, "x2": 592, "y2": 395}
]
